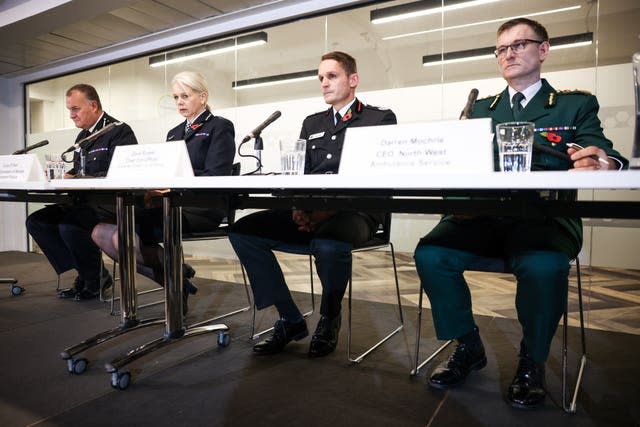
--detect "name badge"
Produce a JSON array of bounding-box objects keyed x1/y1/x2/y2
[{"x1": 309, "y1": 132, "x2": 325, "y2": 140}]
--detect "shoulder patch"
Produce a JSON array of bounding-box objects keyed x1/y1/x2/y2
[
  {"x1": 306, "y1": 110, "x2": 328, "y2": 119},
  {"x1": 476, "y1": 93, "x2": 499, "y2": 102},
  {"x1": 363, "y1": 104, "x2": 390, "y2": 111},
  {"x1": 556, "y1": 89, "x2": 592, "y2": 96}
]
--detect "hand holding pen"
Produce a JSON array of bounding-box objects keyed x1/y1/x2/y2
[{"x1": 566, "y1": 142, "x2": 611, "y2": 171}]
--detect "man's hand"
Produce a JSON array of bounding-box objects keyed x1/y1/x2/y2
[
  {"x1": 567, "y1": 144, "x2": 612, "y2": 171},
  {"x1": 292, "y1": 210, "x2": 335, "y2": 232},
  {"x1": 144, "y1": 189, "x2": 170, "y2": 209}
]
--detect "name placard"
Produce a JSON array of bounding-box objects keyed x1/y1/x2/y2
[
  {"x1": 107, "y1": 141, "x2": 194, "y2": 179},
  {"x1": 0, "y1": 154, "x2": 45, "y2": 182},
  {"x1": 339, "y1": 118, "x2": 493, "y2": 175}
]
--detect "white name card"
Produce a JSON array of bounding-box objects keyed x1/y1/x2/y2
[
  {"x1": 0, "y1": 154, "x2": 45, "y2": 182},
  {"x1": 339, "y1": 118, "x2": 493, "y2": 175},
  {"x1": 107, "y1": 141, "x2": 194, "y2": 179}
]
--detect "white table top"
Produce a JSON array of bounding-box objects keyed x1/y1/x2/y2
[{"x1": 1, "y1": 170, "x2": 639, "y2": 192}]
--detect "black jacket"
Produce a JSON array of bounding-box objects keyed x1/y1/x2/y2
[
  {"x1": 68, "y1": 112, "x2": 137, "y2": 177},
  {"x1": 166, "y1": 110, "x2": 235, "y2": 177}
]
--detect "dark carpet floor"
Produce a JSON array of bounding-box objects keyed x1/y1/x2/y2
[{"x1": 1, "y1": 251, "x2": 639, "y2": 427}]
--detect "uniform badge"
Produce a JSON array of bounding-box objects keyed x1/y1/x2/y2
[{"x1": 309, "y1": 132, "x2": 325, "y2": 140}]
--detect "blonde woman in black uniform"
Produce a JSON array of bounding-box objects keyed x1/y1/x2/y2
[{"x1": 92, "y1": 71, "x2": 235, "y2": 312}]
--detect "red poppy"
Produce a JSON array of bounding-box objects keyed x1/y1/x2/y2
[
  {"x1": 342, "y1": 111, "x2": 352, "y2": 122},
  {"x1": 540, "y1": 131, "x2": 562, "y2": 144}
]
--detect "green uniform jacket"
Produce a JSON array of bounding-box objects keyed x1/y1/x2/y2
[{"x1": 467, "y1": 79, "x2": 628, "y2": 255}]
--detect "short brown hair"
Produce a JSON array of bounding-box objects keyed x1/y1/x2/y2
[
  {"x1": 66, "y1": 84, "x2": 102, "y2": 110},
  {"x1": 321, "y1": 51, "x2": 357, "y2": 75},
  {"x1": 497, "y1": 18, "x2": 549, "y2": 42}
]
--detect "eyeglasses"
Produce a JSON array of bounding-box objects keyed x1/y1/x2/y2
[{"x1": 494, "y1": 39, "x2": 543, "y2": 58}]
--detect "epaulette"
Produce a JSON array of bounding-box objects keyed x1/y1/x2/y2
[
  {"x1": 482, "y1": 93, "x2": 501, "y2": 110},
  {"x1": 363, "y1": 104, "x2": 390, "y2": 111},
  {"x1": 307, "y1": 110, "x2": 329, "y2": 118},
  {"x1": 556, "y1": 89, "x2": 592, "y2": 96}
]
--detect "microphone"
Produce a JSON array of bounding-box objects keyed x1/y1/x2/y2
[
  {"x1": 459, "y1": 88, "x2": 479, "y2": 120},
  {"x1": 62, "y1": 121, "x2": 122, "y2": 154},
  {"x1": 12, "y1": 140, "x2": 49, "y2": 155},
  {"x1": 241, "y1": 111, "x2": 282, "y2": 143}
]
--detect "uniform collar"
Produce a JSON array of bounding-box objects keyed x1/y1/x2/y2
[
  {"x1": 508, "y1": 80, "x2": 542, "y2": 109},
  {"x1": 87, "y1": 112, "x2": 105, "y2": 133}
]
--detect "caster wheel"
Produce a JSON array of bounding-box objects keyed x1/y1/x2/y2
[
  {"x1": 71, "y1": 358, "x2": 88, "y2": 375},
  {"x1": 11, "y1": 286, "x2": 24, "y2": 296},
  {"x1": 110, "y1": 371, "x2": 131, "y2": 390},
  {"x1": 217, "y1": 331, "x2": 230, "y2": 347}
]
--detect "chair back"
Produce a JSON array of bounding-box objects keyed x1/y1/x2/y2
[
  {"x1": 182, "y1": 162, "x2": 240, "y2": 241},
  {"x1": 353, "y1": 212, "x2": 392, "y2": 250}
]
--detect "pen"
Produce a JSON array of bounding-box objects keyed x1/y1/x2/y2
[{"x1": 566, "y1": 143, "x2": 610, "y2": 166}]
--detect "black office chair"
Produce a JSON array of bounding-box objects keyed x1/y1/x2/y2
[
  {"x1": 410, "y1": 256, "x2": 586, "y2": 414},
  {"x1": 247, "y1": 212, "x2": 404, "y2": 363}
]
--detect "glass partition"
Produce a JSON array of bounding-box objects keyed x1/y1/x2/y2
[{"x1": 24, "y1": 0, "x2": 640, "y2": 267}]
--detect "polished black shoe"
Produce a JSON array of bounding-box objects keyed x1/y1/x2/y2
[
  {"x1": 428, "y1": 341, "x2": 487, "y2": 389},
  {"x1": 100, "y1": 272, "x2": 113, "y2": 294},
  {"x1": 182, "y1": 278, "x2": 197, "y2": 315},
  {"x1": 308, "y1": 314, "x2": 341, "y2": 358},
  {"x1": 183, "y1": 263, "x2": 196, "y2": 280},
  {"x1": 253, "y1": 319, "x2": 309, "y2": 355},
  {"x1": 507, "y1": 354, "x2": 546, "y2": 409},
  {"x1": 74, "y1": 288, "x2": 100, "y2": 300},
  {"x1": 58, "y1": 287, "x2": 78, "y2": 299}
]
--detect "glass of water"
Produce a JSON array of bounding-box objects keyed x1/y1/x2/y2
[
  {"x1": 45, "y1": 153, "x2": 66, "y2": 180},
  {"x1": 280, "y1": 139, "x2": 306, "y2": 175},
  {"x1": 496, "y1": 122, "x2": 534, "y2": 172}
]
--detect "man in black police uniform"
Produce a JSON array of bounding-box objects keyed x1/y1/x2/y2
[
  {"x1": 229, "y1": 51, "x2": 397, "y2": 357},
  {"x1": 26, "y1": 84, "x2": 138, "y2": 300}
]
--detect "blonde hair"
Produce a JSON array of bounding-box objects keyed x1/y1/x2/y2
[{"x1": 171, "y1": 71, "x2": 211, "y2": 110}]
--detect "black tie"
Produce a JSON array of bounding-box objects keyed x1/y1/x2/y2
[
  {"x1": 511, "y1": 92, "x2": 525, "y2": 120},
  {"x1": 334, "y1": 112, "x2": 342, "y2": 126}
]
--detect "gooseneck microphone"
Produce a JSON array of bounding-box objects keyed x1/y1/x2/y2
[
  {"x1": 62, "y1": 121, "x2": 122, "y2": 154},
  {"x1": 12, "y1": 140, "x2": 49, "y2": 155},
  {"x1": 241, "y1": 111, "x2": 282, "y2": 143},
  {"x1": 459, "y1": 88, "x2": 479, "y2": 120}
]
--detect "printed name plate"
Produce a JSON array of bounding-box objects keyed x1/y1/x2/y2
[
  {"x1": 339, "y1": 118, "x2": 493, "y2": 175},
  {"x1": 0, "y1": 154, "x2": 45, "y2": 182},
  {"x1": 107, "y1": 141, "x2": 194, "y2": 179}
]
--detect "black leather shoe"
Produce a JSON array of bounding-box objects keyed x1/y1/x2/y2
[
  {"x1": 182, "y1": 278, "x2": 197, "y2": 314},
  {"x1": 58, "y1": 287, "x2": 78, "y2": 299},
  {"x1": 74, "y1": 288, "x2": 100, "y2": 300},
  {"x1": 308, "y1": 315, "x2": 341, "y2": 358},
  {"x1": 253, "y1": 319, "x2": 308, "y2": 355},
  {"x1": 428, "y1": 341, "x2": 487, "y2": 389},
  {"x1": 183, "y1": 263, "x2": 196, "y2": 280},
  {"x1": 507, "y1": 354, "x2": 546, "y2": 409},
  {"x1": 100, "y1": 272, "x2": 113, "y2": 293}
]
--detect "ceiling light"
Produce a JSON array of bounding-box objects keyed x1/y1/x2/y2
[
  {"x1": 382, "y1": 5, "x2": 582, "y2": 41},
  {"x1": 232, "y1": 70, "x2": 317, "y2": 90},
  {"x1": 371, "y1": 0, "x2": 503, "y2": 25},
  {"x1": 149, "y1": 32, "x2": 267, "y2": 68},
  {"x1": 422, "y1": 32, "x2": 593, "y2": 67}
]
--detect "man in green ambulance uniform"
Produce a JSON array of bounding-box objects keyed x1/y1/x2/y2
[{"x1": 414, "y1": 17, "x2": 628, "y2": 409}]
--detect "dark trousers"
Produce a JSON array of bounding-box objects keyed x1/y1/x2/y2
[
  {"x1": 26, "y1": 204, "x2": 106, "y2": 291},
  {"x1": 228, "y1": 210, "x2": 377, "y2": 321},
  {"x1": 414, "y1": 216, "x2": 576, "y2": 362}
]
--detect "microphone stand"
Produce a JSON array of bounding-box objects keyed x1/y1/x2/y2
[{"x1": 253, "y1": 133, "x2": 264, "y2": 174}]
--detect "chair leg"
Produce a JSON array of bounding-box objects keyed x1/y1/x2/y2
[
  {"x1": 56, "y1": 274, "x2": 61, "y2": 292},
  {"x1": 347, "y1": 243, "x2": 404, "y2": 364},
  {"x1": 108, "y1": 259, "x2": 164, "y2": 316},
  {"x1": 410, "y1": 278, "x2": 453, "y2": 376},
  {"x1": 562, "y1": 258, "x2": 587, "y2": 414}
]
